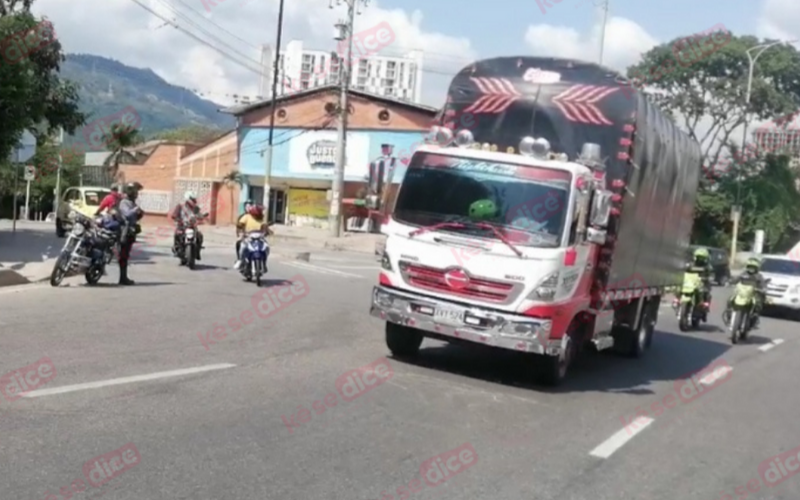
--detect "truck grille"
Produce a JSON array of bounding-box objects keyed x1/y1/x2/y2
[{"x1": 398, "y1": 262, "x2": 518, "y2": 303}]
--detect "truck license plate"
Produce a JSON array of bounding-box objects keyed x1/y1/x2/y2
[{"x1": 434, "y1": 307, "x2": 464, "y2": 325}]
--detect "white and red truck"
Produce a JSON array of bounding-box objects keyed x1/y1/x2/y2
[{"x1": 369, "y1": 57, "x2": 702, "y2": 385}]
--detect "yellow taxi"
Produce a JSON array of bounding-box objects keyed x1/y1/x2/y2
[{"x1": 55, "y1": 186, "x2": 112, "y2": 237}]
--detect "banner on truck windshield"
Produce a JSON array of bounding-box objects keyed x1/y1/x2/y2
[{"x1": 417, "y1": 154, "x2": 572, "y2": 184}]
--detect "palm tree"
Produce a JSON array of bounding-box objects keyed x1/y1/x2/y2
[
  {"x1": 102, "y1": 124, "x2": 142, "y2": 182},
  {"x1": 221, "y1": 170, "x2": 243, "y2": 224}
]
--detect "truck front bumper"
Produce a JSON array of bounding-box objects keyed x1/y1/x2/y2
[{"x1": 370, "y1": 286, "x2": 560, "y2": 355}]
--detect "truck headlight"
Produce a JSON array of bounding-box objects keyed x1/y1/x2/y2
[
  {"x1": 500, "y1": 320, "x2": 552, "y2": 339},
  {"x1": 790, "y1": 285, "x2": 800, "y2": 294},
  {"x1": 380, "y1": 251, "x2": 392, "y2": 271},
  {"x1": 527, "y1": 272, "x2": 559, "y2": 301}
]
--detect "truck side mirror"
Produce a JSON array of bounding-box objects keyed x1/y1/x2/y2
[{"x1": 589, "y1": 189, "x2": 613, "y2": 228}]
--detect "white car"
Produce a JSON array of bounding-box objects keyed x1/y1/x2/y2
[{"x1": 759, "y1": 255, "x2": 800, "y2": 320}]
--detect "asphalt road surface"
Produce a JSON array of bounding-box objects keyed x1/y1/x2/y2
[{"x1": 1, "y1": 242, "x2": 799, "y2": 500}]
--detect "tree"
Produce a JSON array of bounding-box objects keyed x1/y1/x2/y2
[
  {"x1": 0, "y1": 8, "x2": 85, "y2": 164},
  {"x1": 626, "y1": 31, "x2": 800, "y2": 169},
  {"x1": 102, "y1": 123, "x2": 142, "y2": 181},
  {"x1": 220, "y1": 170, "x2": 242, "y2": 224},
  {"x1": 693, "y1": 153, "x2": 800, "y2": 252},
  {"x1": 151, "y1": 125, "x2": 224, "y2": 144}
]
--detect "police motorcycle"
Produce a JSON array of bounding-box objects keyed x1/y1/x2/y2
[
  {"x1": 175, "y1": 212, "x2": 208, "y2": 270},
  {"x1": 673, "y1": 263, "x2": 708, "y2": 331},
  {"x1": 725, "y1": 278, "x2": 771, "y2": 344},
  {"x1": 49, "y1": 211, "x2": 118, "y2": 287},
  {"x1": 240, "y1": 229, "x2": 269, "y2": 286}
]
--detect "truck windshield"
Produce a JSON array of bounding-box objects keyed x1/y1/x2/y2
[
  {"x1": 394, "y1": 152, "x2": 572, "y2": 247},
  {"x1": 761, "y1": 258, "x2": 800, "y2": 275}
]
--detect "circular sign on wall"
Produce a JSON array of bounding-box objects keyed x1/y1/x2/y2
[{"x1": 307, "y1": 140, "x2": 337, "y2": 170}]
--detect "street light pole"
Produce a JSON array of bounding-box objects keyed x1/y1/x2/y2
[
  {"x1": 732, "y1": 39, "x2": 798, "y2": 263},
  {"x1": 597, "y1": 0, "x2": 609, "y2": 65},
  {"x1": 262, "y1": 0, "x2": 286, "y2": 223}
]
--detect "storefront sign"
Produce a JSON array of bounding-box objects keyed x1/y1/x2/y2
[
  {"x1": 288, "y1": 188, "x2": 329, "y2": 218},
  {"x1": 307, "y1": 140, "x2": 337, "y2": 170}
]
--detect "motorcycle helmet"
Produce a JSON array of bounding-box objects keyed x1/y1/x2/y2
[
  {"x1": 123, "y1": 182, "x2": 140, "y2": 201},
  {"x1": 248, "y1": 204, "x2": 264, "y2": 218},
  {"x1": 693, "y1": 247, "x2": 710, "y2": 263},
  {"x1": 745, "y1": 257, "x2": 760, "y2": 274},
  {"x1": 468, "y1": 199, "x2": 497, "y2": 221},
  {"x1": 184, "y1": 191, "x2": 197, "y2": 203}
]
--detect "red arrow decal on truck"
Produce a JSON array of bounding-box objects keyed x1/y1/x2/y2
[
  {"x1": 463, "y1": 78, "x2": 521, "y2": 114},
  {"x1": 552, "y1": 85, "x2": 618, "y2": 125}
]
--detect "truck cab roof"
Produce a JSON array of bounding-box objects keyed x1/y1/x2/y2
[{"x1": 414, "y1": 144, "x2": 592, "y2": 178}]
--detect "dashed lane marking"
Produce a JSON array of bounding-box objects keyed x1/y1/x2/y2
[
  {"x1": 759, "y1": 339, "x2": 785, "y2": 352},
  {"x1": 589, "y1": 416, "x2": 654, "y2": 458},
  {"x1": 21, "y1": 363, "x2": 236, "y2": 398}
]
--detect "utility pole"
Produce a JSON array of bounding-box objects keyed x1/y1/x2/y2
[
  {"x1": 262, "y1": 0, "x2": 286, "y2": 223},
  {"x1": 329, "y1": 0, "x2": 368, "y2": 237},
  {"x1": 54, "y1": 128, "x2": 64, "y2": 216}
]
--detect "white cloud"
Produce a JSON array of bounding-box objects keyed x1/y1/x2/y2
[
  {"x1": 523, "y1": 14, "x2": 658, "y2": 72},
  {"x1": 758, "y1": 0, "x2": 800, "y2": 41},
  {"x1": 32, "y1": 0, "x2": 475, "y2": 109}
]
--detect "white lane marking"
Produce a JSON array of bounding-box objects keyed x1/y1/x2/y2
[
  {"x1": 283, "y1": 261, "x2": 363, "y2": 278},
  {"x1": 699, "y1": 365, "x2": 733, "y2": 385},
  {"x1": 21, "y1": 364, "x2": 236, "y2": 398},
  {"x1": 759, "y1": 339, "x2": 785, "y2": 352},
  {"x1": 589, "y1": 417, "x2": 654, "y2": 458}
]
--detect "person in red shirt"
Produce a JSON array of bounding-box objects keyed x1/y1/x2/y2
[{"x1": 95, "y1": 184, "x2": 123, "y2": 215}]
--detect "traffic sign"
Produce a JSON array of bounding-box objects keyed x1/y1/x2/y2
[
  {"x1": 24, "y1": 165, "x2": 36, "y2": 181},
  {"x1": 12, "y1": 130, "x2": 37, "y2": 163}
]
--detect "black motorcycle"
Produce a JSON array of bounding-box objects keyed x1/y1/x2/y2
[
  {"x1": 50, "y1": 213, "x2": 117, "y2": 287},
  {"x1": 174, "y1": 213, "x2": 207, "y2": 270}
]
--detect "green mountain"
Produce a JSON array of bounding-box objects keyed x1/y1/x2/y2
[{"x1": 61, "y1": 54, "x2": 235, "y2": 146}]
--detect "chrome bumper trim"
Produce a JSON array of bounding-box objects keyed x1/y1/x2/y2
[{"x1": 370, "y1": 286, "x2": 558, "y2": 355}]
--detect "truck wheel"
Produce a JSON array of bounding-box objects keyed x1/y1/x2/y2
[
  {"x1": 620, "y1": 311, "x2": 650, "y2": 358},
  {"x1": 535, "y1": 323, "x2": 578, "y2": 387},
  {"x1": 385, "y1": 322, "x2": 423, "y2": 358}
]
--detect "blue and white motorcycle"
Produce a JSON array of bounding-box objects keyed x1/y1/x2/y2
[{"x1": 240, "y1": 231, "x2": 268, "y2": 286}]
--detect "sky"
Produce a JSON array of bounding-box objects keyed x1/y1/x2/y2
[{"x1": 30, "y1": 0, "x2": 800, "y2": 110}]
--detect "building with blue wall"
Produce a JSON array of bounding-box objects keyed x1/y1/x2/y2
[{"x1": 226, "y1": 86, "x2": 437, "y2": 226}]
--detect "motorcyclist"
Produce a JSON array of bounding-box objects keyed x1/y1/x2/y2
[
  {"x1": 234, "y1": 204, "x2": 272, "y2": 270},
  {"x1": 95, "y1": 184, "x2": 122, "y2": 216},
  {"x1": 234, "y1": 199, "x2": 254, "y2": 267},
  {"x1": 724, "y1": 257, "x2": 767, "y2": 328},
  {"x1": 116, "y1": 183, "x2": 144, "y2": 285},
  {"x1": 687, "y1": 247, "x2": 714, "y2": 310},
  {"x1": 171, "y1": 192, "x2": 206, "y2": 261}
]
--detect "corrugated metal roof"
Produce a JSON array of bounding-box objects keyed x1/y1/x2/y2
[{"x1": 84, "y1": 152, "x2": 112, "y2": 166}]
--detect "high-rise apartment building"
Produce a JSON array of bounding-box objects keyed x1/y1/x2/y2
[
  {"x1": 263, "y1": 40, "x2": 424, "y2": 103},
  {"x1": 752, "y1": 127, "x2": 800, "y2": 170}
]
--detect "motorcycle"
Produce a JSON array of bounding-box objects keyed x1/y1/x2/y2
[
  {"x1": 50, "y1": 212, "x2": 116, "y2": 287},
  {"x1": 240, "y1": 231, "x2": 268, "y2": 286},
  {"x1": 673, "y1": 271, "x2": 708, "y2": 331},
  {"x1": 726, "y1": 279, "x2": 771, "y2": 344},
  {"x1": 174, "y1": 213, "x2": 208, "y2": 270}
]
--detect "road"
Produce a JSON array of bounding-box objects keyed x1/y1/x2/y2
[{"x1": 1, "y1": 236, "x2": 799, "y2": 500}]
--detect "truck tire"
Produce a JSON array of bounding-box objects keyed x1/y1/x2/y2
[
  {"x1": 535, "y1": 322, "x2": 579, "y2": 386},
  {"x1": 385, "y1": 322, "x2": 423, "y2": 358},
  {"x1": 619, "y1": 305, "x2": 652, "y2": 358}
]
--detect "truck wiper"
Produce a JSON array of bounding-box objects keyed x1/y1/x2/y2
[
  {"x1": 408, "y1": 218, "x2": 523, "y2": 258},
  {"x1": 408, "y1": 221, "x2": 466, "y2": 238},
  {"x1": 469, "y1": 221, "x2": 524, "y2": 258}
]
